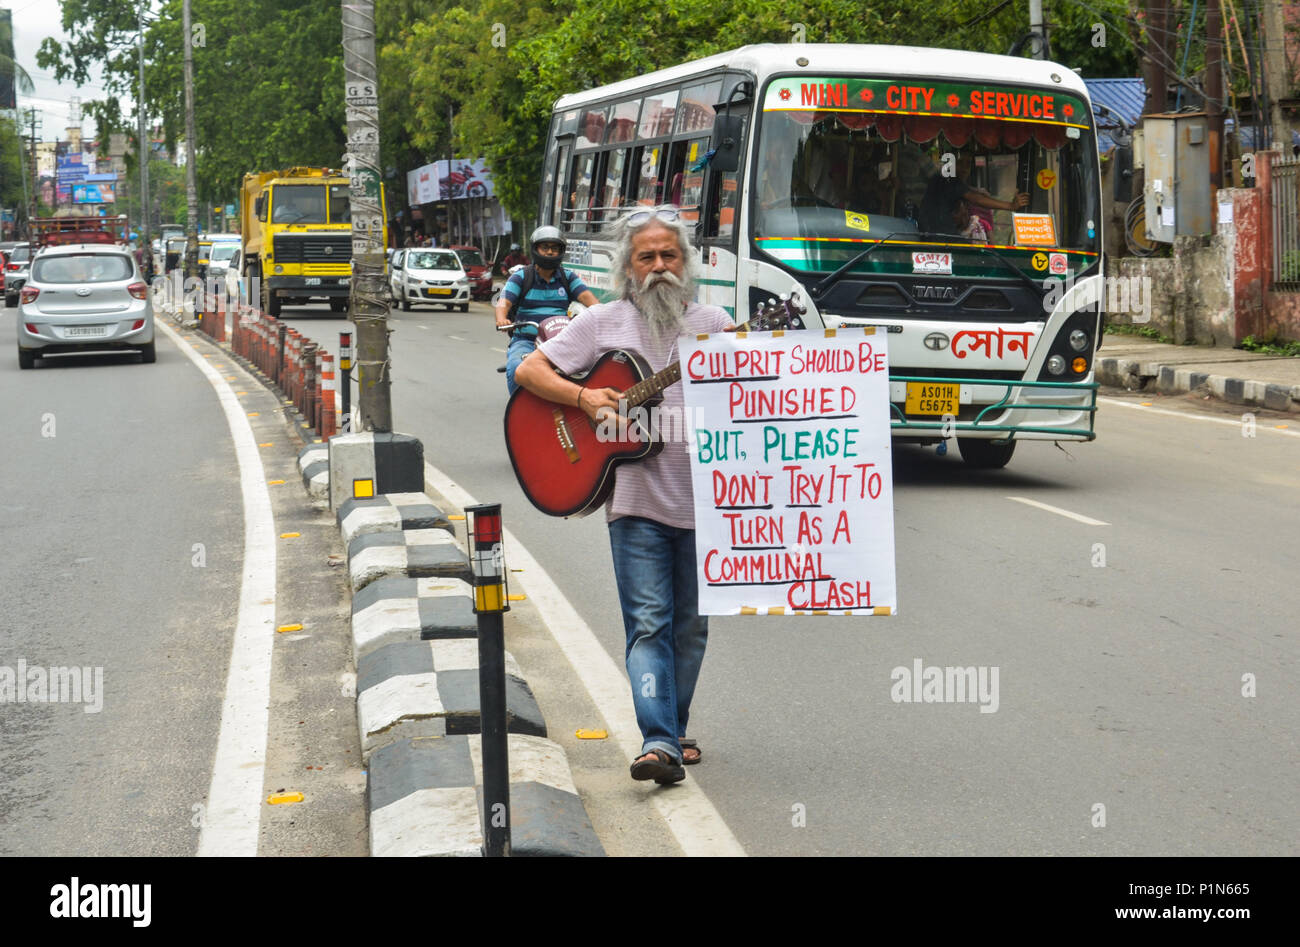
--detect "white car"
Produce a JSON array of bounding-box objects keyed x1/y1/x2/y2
[
  {"x1": 16, "y1": 243, "x2": 156, "y2": 368},
  {"x1": 390, "y1": 248, "x2": 470, "y2": 312},
  {"x1": 206, "y1": 240, "x2": 241, "y2": 284}
]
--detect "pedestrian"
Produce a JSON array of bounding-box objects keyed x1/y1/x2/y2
[
  {"x1": 494, "y1": 225, "x2": 599, "y2": 395},
  {"x1": 514, "y1": 208, "x2": 735, "y2": 785}
]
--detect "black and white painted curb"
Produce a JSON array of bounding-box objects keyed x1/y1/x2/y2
[
  {"x1": 347, "y1": 528, "x2": 472, "y2": 593},
  {"x1": 368, "y1": 734, "x2": 603, "y2": 857},
  {"x1": 1096, "y1": 357, "x2": 1300, "y2": 411},
  {"x1": 298, "y1": 444, "x2": 330, "y2": 499},
  {"x1": 352, "y1": 576, "x2": 477, "y2": 661},
  {"x1": 324, "y1": 487, "x2": 602, "y2": 855},
  {"x1": 328, "y1": 432, "x2": 424, "y2": 510},
  {"x1": 357, "y1": 638, "x2": 546, "y2": 759},
  {"x1": 338, "y1": 492, "x2": 455, "y2": 547}
]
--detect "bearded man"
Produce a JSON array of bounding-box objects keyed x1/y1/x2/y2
[{"x1": 514, "y1": 208, "x2": 734, "y2": 786}]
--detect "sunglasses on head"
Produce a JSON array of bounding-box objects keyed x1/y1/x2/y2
[{"x1": 625, "y1": 206, "x2": 680, "y2": 226}]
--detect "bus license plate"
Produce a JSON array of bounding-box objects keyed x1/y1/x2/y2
[
  {"x1": 905, "y1": 382, "x2": 960, "y2": 416},
  {"x1": 426, "y1": 288, "x2": 452, "y2": 296}
]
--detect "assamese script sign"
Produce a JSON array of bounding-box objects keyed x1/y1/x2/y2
[{"x1": 681, "y1": 327, "x2": 897, "y2": 616}]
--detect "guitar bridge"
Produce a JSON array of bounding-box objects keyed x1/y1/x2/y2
[{"x1": 552, "y1": 407, "x2": 581, "y2": 464}]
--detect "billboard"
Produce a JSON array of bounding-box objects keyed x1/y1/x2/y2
[
  {"x1": 73, "y1": 183, "x2": 116, "y2": 204},
  {"x1": 407, "y1": 157, "x2": 498, "y2": 203}
]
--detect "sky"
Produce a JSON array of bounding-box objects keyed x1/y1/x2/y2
[{"x1": 7, "y1": 0, "x2": 122, "y2": 143}]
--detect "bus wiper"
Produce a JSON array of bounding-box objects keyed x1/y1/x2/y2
[{"x1": 808, "y1": 232, "x2": 908, "y2": 300}]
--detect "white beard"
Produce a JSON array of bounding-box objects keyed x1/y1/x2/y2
[{"x1": 630, "y1": 269, "x2": 693, "y2": 341}]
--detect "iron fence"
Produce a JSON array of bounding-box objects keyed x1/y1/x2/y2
[{"x1": 1272, "y1": 154, "x2": 1300, "y2": 289}]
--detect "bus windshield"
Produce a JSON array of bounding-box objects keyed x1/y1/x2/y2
[{"x1": 753, "y1": 76, "x2": 1100, "y2": 279}]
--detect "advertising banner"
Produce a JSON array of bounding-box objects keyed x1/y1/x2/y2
[{"x1": 73, "y1": 183, "x2": 116, "y2": 203}]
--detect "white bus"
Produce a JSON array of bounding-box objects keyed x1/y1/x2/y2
[{"x1": 540, "y1": 44, "x2": 1103, "y2": 468}]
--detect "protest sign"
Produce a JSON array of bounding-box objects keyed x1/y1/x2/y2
[{"x1": 681, "y1": 327, "x2": 897, "y2": 616}]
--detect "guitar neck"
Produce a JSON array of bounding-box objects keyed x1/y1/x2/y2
[{"x1": 621, "y1": 316, "x2": 760, "y2": 407}]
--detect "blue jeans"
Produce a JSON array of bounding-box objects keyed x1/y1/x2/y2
[
  {"x1": 608, "y1": 516, "x2": 708, "y2": 764},
  {"x1": 505, "y1": 334, "x2": 537, "y2": 395}
]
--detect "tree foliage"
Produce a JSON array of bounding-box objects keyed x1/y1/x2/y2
[{"x1": 35, "y1": 0, "x2": 1147, "y2": 231}]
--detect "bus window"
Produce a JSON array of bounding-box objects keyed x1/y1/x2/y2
[
  {"x1": 606, "y1": 100, "x2": 640, "y2": 144},
  {"x1": 578, "y1": 107, "x2": 608, "y2": 148},
  {"x1": 677, "y1": 80, "x2": 722, "y2": 134},
  {"x1": 635, "y1": 145, "x2": 665, "y2": 204},
  {"x1": 550, "y1": 142, "x2": 572, "y2": 226},
  {"x1": 706, "y1": 172, "x2": 740, "y2": 241},
  {"x1": 602, "y1": 148, "x2": 630, "y2": 214},
  {"x1": 568, "y1": 152, "x2": 597, "y2": 230},
  {"x1": 677, "y1": 137, "x2": 710, "y2": 222},
  {"x1": 639, "y1": 89, "x2": 679, "y2": 139}
]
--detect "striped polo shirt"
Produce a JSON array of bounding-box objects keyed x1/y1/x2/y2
[{"x1": 501, "y1": 266, "x2": 590, "y2": 328}]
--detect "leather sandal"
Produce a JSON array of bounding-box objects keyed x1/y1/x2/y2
[
  {"x1": 630, "y1": 749, "x2": 685, "y2": 785},
  {"x1": 679, "y1": 738, "x2": 701, "y2": 765}
]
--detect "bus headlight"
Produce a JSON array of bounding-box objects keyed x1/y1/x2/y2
[
  {"x1": 1047, "y1": 354, "x2": 1067, "y2": 375},
  {"x1": 1069, "y1": 329, "x2": 1089, "y2": 351}
]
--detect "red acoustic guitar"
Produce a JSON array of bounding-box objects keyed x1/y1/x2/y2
[{"x1": 503, "y1": 296, "x2": 801, "y2": 517}]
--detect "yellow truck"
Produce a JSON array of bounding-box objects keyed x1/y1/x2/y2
[{"x1": 240, "y1": 166, "x2": 386, "y2": 316}]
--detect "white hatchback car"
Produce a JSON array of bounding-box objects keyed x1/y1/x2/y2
[
  {"x1": 16, "y1": 244, "x2": 156, "y2": 368},
  {"x1": 391, "y1": 248, "x2": 470, "y2": 311}
]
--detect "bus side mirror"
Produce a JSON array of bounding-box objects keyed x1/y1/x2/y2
[{"x1": 710, "y1": 113, "x2": 745, "y2": 174}]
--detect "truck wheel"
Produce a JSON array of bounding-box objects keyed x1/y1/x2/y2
[
  {"x1": 261, "y1": 280, "x2": 281, "y2": 317},
  {"x1": 956, "y1": 438, "x2": 1016, "y2": 469},
  {"x1": 329, "y1": 298, "x2": 347, "y2": 313}
]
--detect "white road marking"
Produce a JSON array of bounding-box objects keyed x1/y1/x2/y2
[
  {"x1": 1099, "y1": 396, "x2": 1300, "y2": 438},
  {"x1": 490, "y1": 347, "x2": 506, "y2": 354},
  {"x1": 1006, "y1": 496, "x2": 1110, "y2": 526},
  {"x1": 423, "y1": 461, "x2": 746, "y2": 857},
  {"x1": 160, "y1": 319, "x2": 278, "y2": 857},
  {"x1": 447, "y1": 335, "x2": 467, "y2": 342}
]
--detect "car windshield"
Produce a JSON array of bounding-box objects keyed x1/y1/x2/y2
[
  {"x1": 752, "y1": 76, "x2": 1100, "y2": 277},
  {"x1": 33, "y1": 253, "x2": 133, "y2": 283},
  {"x1": 210, "y1": 243, "x2": 238, "y2": 262},
  {"x1": 455, "y1": 250, "x2": 485, "y2": 267},
  {"x1": 272, "y1": 185, "x2": 328, "y2": 224},
  {"x1": 407, "y1": 251, "x2": 459, "y2": 270}
]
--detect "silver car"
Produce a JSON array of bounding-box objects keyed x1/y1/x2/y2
[
  {"x1": 16, "y1": 244, "x2": 156, "y2": 368},
  {"x1": 4, "y1": 244, "x2": 32, "y2": 307}
]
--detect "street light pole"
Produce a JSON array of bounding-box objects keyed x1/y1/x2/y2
[
  {"x1": 137, "y1": 1, "x2": 151, "y2": 269},
  {"x1": 182, "y1": 0, "x2": 199, "y2": 281}
]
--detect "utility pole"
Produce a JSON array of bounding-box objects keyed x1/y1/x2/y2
[
  {"x1": 1259, "y1": 0, "x2": 1289, "y2": 149},
  {"x1": 182, "y1": 0, "x2": 199, "y2": 280},
  {"x1": 1143, "y1": 0, "x2": 1169, "y2": 115},
  {"x1": 137, "y1": 2, "x2": 150, "y2": 266},
  {"x1": 24, "y1": 106, "x2": 39, "y2": 223},
  {"x1": 341, "y1": 0, "x2": 392, "y2": 432},
  {"x1": 1206, "y1": 0, "x2": 1224, "y2": 188},
  {"x1": 1028, "y1": 0, "x2": 1048, "y2": 59}
]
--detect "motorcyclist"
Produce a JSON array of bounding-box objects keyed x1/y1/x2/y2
[
  {"x1": 498, "y1": 243, "x2": 526, "y2": 274},
  {"x1": 494, "y1": 226, "x2": 598, "y2": 395}
]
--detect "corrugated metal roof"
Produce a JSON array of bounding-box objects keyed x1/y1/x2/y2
[{"x1": 1085, "y1": 78, "x2": 1146, "y2": 151}]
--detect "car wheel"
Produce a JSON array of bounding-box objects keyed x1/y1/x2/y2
[
  {"x1": 17, "y1": 346, "x2": 35, "y2": 369},
  {"x1": 139, "y1": 341, "x2": 157, "y2": 364},
  {"x1": 400, "y1": 296, "x2": 410, "y2": 311},
  {"x1": 956, "y1": 437, "x2": 1016, "y2": 469},
  {"x1": 459, "y1": 303, "x2": 469, "y2": 312},
  {"x1": 4, "y1": 293, "x2": 15, "y2": 309}
]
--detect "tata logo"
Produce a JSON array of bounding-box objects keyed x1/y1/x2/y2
[
  {"x1": 913, "y1": 285, "x2": 959, "y2": 301},
  {"x1": 923, "y1": 332, "x2": 949, "y2": 351},
  {"x1": 323, "y1": 246, "x2": 334, "y2": 256}
]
